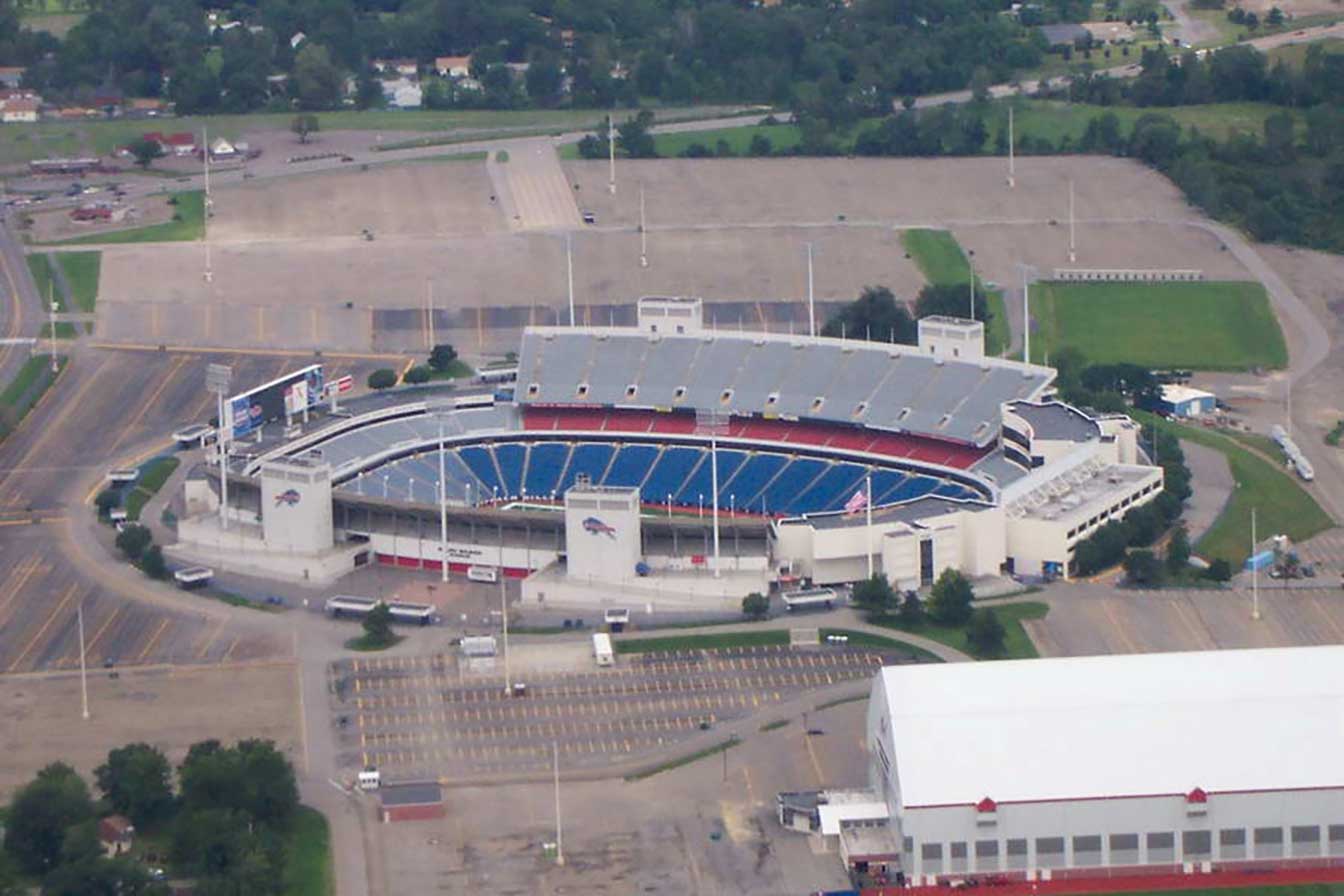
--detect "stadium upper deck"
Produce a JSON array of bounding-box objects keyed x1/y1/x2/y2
[{"x1": 516, "y1": 327, "x2": 1054, "y2": 447}]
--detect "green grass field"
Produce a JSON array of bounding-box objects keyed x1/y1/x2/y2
[
  {"x1": 871, "y1": 601, "x2": 1049, "y2": 660},
  {"x1": 124, "y1": 455, "x2": 180, "y2": 521},
  {"x1": 990, "y1": 99, "x2": 1303, "y2": 145},
  {"x1": 54, "y1": 251, "x2": 100, "y2": 312},
  {"x1": 24, "y1": 254, "x2": 55, "y2": 303},
  {"x1": 817, "y1": 628, "x2": 943, "y2": 662},
  {"x1": 40, "y1": 322, "x2": 77, "y2": 339},
  {"x1": 52, "y1": 191, "x2": 204, "y2": 245},
  {"x1": 614, "y1": 630, "x2": 789, "y2": 654},
  {"x1": 0, "y1": 355, "x2": 66, "y2": 439},
  {"x1": 650, "y1": 122, "x2": 802, "y2": 157},
  {"x1": 282, "y1": 806, "x2": 334, "y2": 896},
  {"x1": 343, "y1": 633, "x2": 405, "y2": 651},
  {"x1": 1136, "y1": 411, "x2": 1333, "y2": 566},
  {"x1": 901, "y1": 228, "x2": 1010, "y2": 356},
  {"x1": 1029, "y1": 281, "x2": 1287, "y2": 370},
  {"x1": 1266, "y1": 36, "x2": 1344, "y2": 68}
]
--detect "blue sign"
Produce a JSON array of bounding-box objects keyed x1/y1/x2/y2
[
  {"x1": 227, "y1": 365, "x2": 324, "y2": 440},
  {"x1": 274, "y1": 488, "x2": 301, "y2": 507},
  {"x1": 582, "y1": 516, "x2": 616, "y2": 538}
]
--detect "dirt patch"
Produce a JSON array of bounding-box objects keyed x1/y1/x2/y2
[{"x1": 0, "y1": 662, "x2": 301, "y2": 799}]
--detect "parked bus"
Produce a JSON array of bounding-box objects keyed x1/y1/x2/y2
[
  {"x1": 106, "y1": 468, "x2": 139, "y2": 485},
  {"x1": 592, "y1": 632, "x2": 614, "y2": 667},
  {"x1": 467, "y1": 565, "x2": 499, "y2": 584},
  {"x1": 171, "y1": 423, "x2": 217, "y2": 449},
  {"x1": 604, "y1": 607, "x2": 630, "y2": 632},
  {"x1": 387, "y1": 601, "x2": 436, "y2": 626},
  {"x1": 781, "y1": 587, "x2": 838, "y2": 612},
  {"x1": 324, "y1": 595, "x2": 379, "y2": 618},
  {"x1": 173, "y1": 567, "x2": 214, "y2": 590}
]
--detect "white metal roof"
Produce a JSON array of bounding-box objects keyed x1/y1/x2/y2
[
  {"x1": 879, "y1": 646, "x2": 1344, "y2": 808},
  {"x1": 1160, "y1": 383, "x2": 1215, "y2": 404}
]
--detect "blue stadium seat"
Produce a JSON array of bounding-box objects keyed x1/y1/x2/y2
[
  {"x1": 603, "y1": 444, "x2": 661, "y2": 489},
  {"x1": 457, "y1": 445, "x2": 503, "y2": 498},
  {"x1": 722, "y1": 453, "x2": 789, "y2": 512},
  {"x1": 493, "y1": 443, "x2": 526, "y2": 499},
  {"x1": 642, "y1": 447, "x2": 703, "y2": 505},
  {"x1": 759, "y1": 457, "x2": 827, "y2": 514},
  {"x1": 790, "y1": 462, "x2": 868, "y2": 514},
  {"x1": 523, "y1": 442, "x2": 570, "y2": 499},
  {"x1": 676, "y1": 449, "x2": 747, "y2": 506},
  {"x1": 869, "y1": 469, "x2": 909, "y2": 505},
  {"x1": 933, "y1": 481, "x2": 975, "y2": 501},
  {"x1": 558, "y1": 443, "x2": 615, "y2": 494},
  {"x1": 889, "y1": 475, "x2": 940, "y2": 503}
]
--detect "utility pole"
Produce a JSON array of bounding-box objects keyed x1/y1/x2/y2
[
  {"x1": 806, "y1": 242, "x2": 816, "y2": 337},
  {"x1": 607, "y1": 113, "x2": 616, "y2": 195},
  {"x1": 553, "y1": 741, "x2": 565, "y2": 865},
  {"x1": 438, "y1": 419, "x2": 448, "y2": 583},
  {"x1": 639, "y1": 182, "x2": 648, "y2": 268},
  {"x1": 711, "y1": 435, "x2": 721, "y2": 578},
  {"x1": 207, "y1": 364, "x2": 232, "y2": 529},
  {"x1": 1017, "y1": 263, "x2": 1034, "y2": 365},
  {"x1": 1007, "y1": 105, "x2": 1016, "y2": 188},
  {"x1": 969, "y1": 265, "x2": 976, "y2": 321},
  {"x1": 566, "y1": 233, "x2": 575, "y2": 327},
  {"x1": 1251, "y1": 506, "x2": 1261, "y2": 621},
  {"x1": 78, "y1": 600, "x2": 89, "y2": 720},
  {"x1": 47, "y1": 280, "x2": 58, "y2": 373},
  {"x1": 865, "y1": 472, "x2": 874, "y2": 579},
  {"x1": 1068, "y1": 178, "x2": 1077, "y2": 263},
  {"x1": 501, "y1": 527, "x2": 510, "y2": 695},
  {"x1": 426, "y1": 280, "x2": 436, "y2": 350}
]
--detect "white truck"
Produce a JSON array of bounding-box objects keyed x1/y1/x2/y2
[{"x1": 592, "y1": 632, "x2": 614, "y2": 667}]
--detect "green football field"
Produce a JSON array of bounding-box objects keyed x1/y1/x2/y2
[{"x1": 1029, "y1": 281, "x2": 1287, "y2": 371}]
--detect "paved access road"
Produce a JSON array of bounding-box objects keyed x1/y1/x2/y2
[{"x1": 332, "y1": 642, "x2": 901, "y2": 782}]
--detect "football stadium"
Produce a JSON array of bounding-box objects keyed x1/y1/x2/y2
[{"x1": 172, "y1": 297, "x2": 1163, "y2": 608}]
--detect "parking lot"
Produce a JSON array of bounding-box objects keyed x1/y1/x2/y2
[{"x1": 331, "y1": 642, "x2": 893, "y2": 780}]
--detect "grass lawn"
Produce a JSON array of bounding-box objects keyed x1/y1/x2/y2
[
  {"x1": 625, "y1": 735, "x2": 740, "y2": 781},
  {"x1": 40, "y1": 322, "x2": 77, "y2": 339},
  {"x1": 54, "y1": 251, "x2": 100, "y2": 312},
  {"x1": 901, "y1": 228, "x2": 1010, "y2": 356},
  {"x1": 650, "y1": 122, "x2": 801, "y2": 158},
  {"x1": 426, "y1": 359, "x2": 474, "y2": 380},
  {"x1": 614, "y1": 630, "x2": 788, "y2": 654},
  {"x1": 0, "y1": 355, "x2": 66, "y2": 439},
  {"x1": 870, "y1": 601, "x2": 1049, "y2": 660},
  {"x1": 344, "y1": 633, "x2": 405, "y2": 651},
  {"x1": 989, "y1": 99, "x2": 1301, "y2": 145},
  {"x1": 282, "y1": 806, "x2": 334, "y2": 896},
  {"x1": 25, "y1": 254, "x2": 55, "y2": 302},
  {"x1": 1135, "y1": 412, "x2": 1332, "y2": 566},
  {"x1": 124, "y1": 455, "x2": 180, "y2": 521},
  {"x1": 1029, "y1": 281, "x2": 1287, "y2": 371},
  {"x1": 1266, "y1": 36, "x2": 1344, "y2": 68},
  {"x1": 51, "y1": 191, "x2": 205, "y2": 245}
]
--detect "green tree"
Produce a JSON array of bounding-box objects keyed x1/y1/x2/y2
[
  {"x1": 616, "y1": 108, "x2": 657, "y2": 158},
  {"x1": 525, "y1": 56, "x2": 565, "y2": 107},
  {"x1": 3, "y1": 762, "x2": 96, "y2": 875},
  {"x1": 95, "y1": 489, "x2": 120, "y2": 518},
  {"x1": 177, "y1": 739, "x2": 296, "y2": 826},
  {"x1": 966, "y1": 608, "x2": 1006, "y2": 656},
  {"x1": 367, "y1": 368, "x2": 397, "y2": 390},
  {"x1": 926, "y1": 568, "x2": 974, "y2": 626},
  {"x1": 748, "y1": 134, "x2": 773, "y2": 156},
  {"x1": 293, "y1": 43, "x2": 344, "y2": 110},
  {"x1": 741, "y1": 592, "x2": 769, "y2": 620},
  {"x1": 290, "y1": 114, "x2": 319, "y2": 145},
  {"x1": 427, "y1": 343, "x2": 458, "y2": 372},
  {"x1": 915, "y1": 282, "x2": 987, "y2": 323},
  {"x1": 851, "y1": 574, "x2": 896, "y2": 616},
  {"x1": 127, "y1": 138, "x2": 164, "y2": 170},
  {"x1": 1204, "y1": 557, "x2": 1233, "y2": 582},
  {"x1": 1165, "y1": 524, "x2": 1191, "y2": 575},
  {"x1": 115, "y1": 524, "x2": 152, "y2": 561},
  {"x1": 96, "y1": 743, "x2": 175, "y2": 827},
  {"x1": 169, "y1": 62, "x2": 220, "y2": 115},
  {"x1": 41, "y1": 856, "x2": 166, "y2": 896},
  {"x1": 821, "y1": 285, "x2": 916, "y2": 344},
  {"x1": 1123, "y1": 549, "x2": 1164, "y2": 587},
  {"x1": 402, "y1": 365, "x2": 431, "y2": 385},
  {"x1": 896, "y1": 590, "x2": 924, "y2": 626},
  {"x1": 140, "y1": 545, "x2": 167, "y2": 579},
  {"x1": 363, "y1": 603, "x2": 394, "y2": 645}
]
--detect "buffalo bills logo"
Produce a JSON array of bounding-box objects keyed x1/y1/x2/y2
[
  {"x1": 274, "y1": 488, "x2": 301, "y2": 507},
  {"x1": 582, "y1": 516, "x2": 616, "y2": 538}
]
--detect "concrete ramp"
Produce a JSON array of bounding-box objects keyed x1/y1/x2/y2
[{"x1": 498, "y1": 141, "x2": 582, "y2": 231}]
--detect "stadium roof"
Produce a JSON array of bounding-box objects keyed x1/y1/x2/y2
[
  {"x1": 517, "y1": 328, "x2": 1053, "y2": 447},
  {"x1": 878, "y1": 646, "x2": 1344, "y2": 808},
  {"x1": 1008, "y1": 400, "x2": 1099, "y2": 443}
]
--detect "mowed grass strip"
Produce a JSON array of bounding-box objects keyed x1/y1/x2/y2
[
  {"x1": 25, "y1": 253, "x2": 56, "y2": 302},
  {"x1": 1136, "y1": 412, "x2": 1332, "y2": 566},
  {"x1": 54, "y1": 251, "x2": 100, "y2": 312},
  {"x1": 650, "y1": 122, "x2": 802, "y2": 157},
  {"x1": 52, "y1": 191, "x2": 205, "y2": 245},
  {"x1": 282, "y1": 806, "x2": 334, "y2": 896},
  {"x1": 871, "y1": 601, "x2": 1049, "y2": 660},
  {"x1": 124, "y1": 455, "x2": 180, "y2": 521},
  {"x1": 614, "y1": 630, "x2": 789, "y2": 654},
  {"x1": 901, "y1": 228, "x2": 1010, "y2": 356},
  {"x1": 0, "y1": 355, "x2": 67, "y2": 439},
  {"x1": 1031, "y1": 281, "x2": 1287, "y2": 370}
]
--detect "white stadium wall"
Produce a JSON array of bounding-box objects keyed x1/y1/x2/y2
[
  {"x1": 564, "y1": 486, "x2": 642, "y2": 582},
  {"x1": 260, "y1": 459, "x2": 334, "y2": 554}
]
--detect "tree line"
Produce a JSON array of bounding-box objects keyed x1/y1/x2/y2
[
  {"x1": 1, "y1": 739, "x2": 301, "y2": 896},
  {"x1": 2, "y1": 0, "x2": 1046, "y2": 114}
]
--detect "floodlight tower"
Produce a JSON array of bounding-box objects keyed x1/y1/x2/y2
[
  {"x1": 1068, "y1": 178, "x2": 1077, "y2": 263},
  {"x1": 607, "y1": 113, "x2": 616, "y2": 195},
  {"x1": 1007, "y1": 105, "x2": 1016, "y2": 188},
  {"x1": 639, "y1": 182, "x2": 648, "y2": 268}
]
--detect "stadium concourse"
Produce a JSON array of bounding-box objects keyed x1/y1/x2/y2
[{"x1": 168, "y1": 297, "x2": 1163, "y2": 610}]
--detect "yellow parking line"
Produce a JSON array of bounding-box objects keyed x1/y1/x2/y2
[{"x1": 8, "y1": 582, "x2": 80, "y2": 671}]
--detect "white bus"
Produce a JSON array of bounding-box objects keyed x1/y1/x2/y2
[
  {"x1": 172, "y1": 423, "x2": 216, "y2": 449},
  {"x1": 387, "y1": 601, "x2": 436, "y2": 626},
  {"x1": 324, "y1": 595, "x2": 379, "y2": 618},
  {"x1": 604, "y1": 608, "x2": 630, "y2": 632},
  {"x1": 106, "y1": 468, "x2": 139, "y2": 485},
  {"x1": 781, "y1": 587, "x2": 839, "y2": 612},
  {"x1": 173, "y1": 566, "x2": 214, "y2": 589},
  {"x1": 467, "y1": 565, "x2": 499, "y2": 583},
  {"x1": 592, "y1": 632, "x2": 614, "y2": 667}
]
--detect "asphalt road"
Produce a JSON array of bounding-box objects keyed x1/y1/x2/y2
[{"x1": 0, "y1": 217, "x2": 43, "y2": 385}]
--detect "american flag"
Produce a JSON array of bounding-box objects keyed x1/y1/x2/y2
[{"x1": 844, "y1": 488, "x2": 868, "y2": 515}]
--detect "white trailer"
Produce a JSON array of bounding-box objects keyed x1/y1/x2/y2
[{"x1": 592, "y1": 632, "x2": 614, "y2": 667}]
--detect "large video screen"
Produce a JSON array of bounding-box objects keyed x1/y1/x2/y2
[{"x1": 226, "y1": 364, "x2": 324, "y2": 441}]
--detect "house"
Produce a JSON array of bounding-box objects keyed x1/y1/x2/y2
[
  {"x1": 1156, "y1": 384, "x2": 1216, "y2": 418},
  {"x1": 373, "y1": 59, "x2": 418, "y2": 78},
  {"x1": 90, "y1": 86, "x2": 124, "y2": 111},
  {"x1": 163, "y1": 132, "x2": 196, "y2": 155},
  {"x1": 57, "y1": 106, "x2": 100, "y2": 120},
  {"x1": 1082, "y1": 20, "x2": 1137, "y2": 42},
  {"x1": 97, "y1": 815, "x2": 134, "y2": 856},
  {"x1": 1, "y1": 96, "x2": 40, "y2": 123},
  {"x1": 209, "y1": 136, "x2": 237, "y2": 159},
  {"x1": 127, "y1": 97, "x2": 168, "y2": 117},
  {"x1": 290, "y1": 31, "x2": 306, "y2": 49},
  {"x1": 434, "y1": 55, "x2": 471, "y2": 78},
  {"x1": 504, "y1": 61, "x2": 531, "y2": 77},
  {"x1": 382, "y1": 77, "x2": 422, "y2": 109},
  {"x1": 1037, "y1": 23, "x2": 1089, "y2": 46},
  {"x1": 559, "y1": 28, "x2": 575, "y2": 48},
  {"x1": 0, "y1": 66, "x2": 25, "y2": 89}
]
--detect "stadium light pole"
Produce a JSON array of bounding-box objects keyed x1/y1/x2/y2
[
  {"x1": 206, "y1": 363, "x2": 232, "y2": 530},
  {"x1": 865, "y1": 472, "x2": 874, "y2": 580},
  {"x1": 1068, "y1": 178, "x2": 1077, "y2": 263},
  {"x1": 711, "y1": 436, "x2": 721, "y2": 579},
  {"x1": 77, "y1": 599, "x2": 89, "y2": 720},
  {"x1": 438, "y1": 418, "x2": 448, "y2": 583},
  {"x1": 566, "y1": 233, "x2": 575, "y2": 327},
  {"x1": 1016, "y1": 263, "x2": 1036, "y2": 365},
  {"x1": 639, "y1": 182, "x2": 648, "y2": 268},
  {"x1": 1251, "y1": 505, "x2": 1261, "y2": 621},
  {"x1": 1007, "y1": 105, "x2": 1015, "y2": 188},
  {"x1": 607, "y1": 113, "x2": 616, "y2": 195},
  {"x1": 806, "y1": 242, "x2": 816, "y2": 338},
  {"x1": 553, "y1": 740, "x2": 565, "y2": 866},
  {"x1": 426, "y1": 280, "x2": 436, "y2": 351},
  {"x1": 500, "y1": 525, "x2": 511, "y2": 695},
  {"x1": 47, "y1": 293, "x2": 58, "y2": 374}
]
